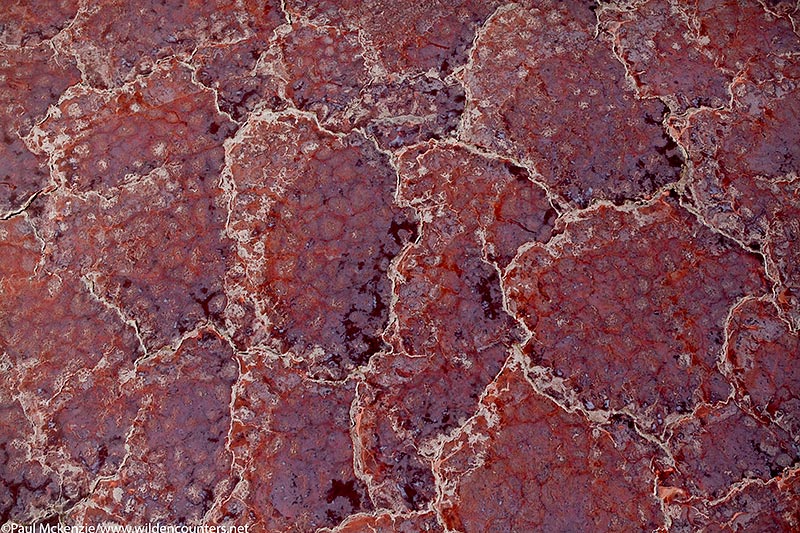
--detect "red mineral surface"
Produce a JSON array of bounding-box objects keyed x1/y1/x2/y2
[
  {"x1": 68, "y1": 330, "x2": 238, "y2": 525},
  {"x1": 193, "y1": 38, "x2": 287, "y2": 123},
  {"x1": 212, "y1": 355, "x2": 371, "y2": 532},
  {"x1": 506, "y1": 197, "x2": 767, "y2": 433},
  {"x1": 435, "y1": 365, "x2": 665, "y2": 531},
  {"x1": 674, "y1": 69, "x2": 800, "y2": 328},
  {"x1": 348, "y1": 145, "x2": 554, "y2": 511},
  {"x1": 1, "y1": 216, "x2": 142, "y2": 521},
  {"x1": 675, "y1": 469, "x2": 800, "y2": 532},
  {"x1": 223, "y1": 112, "x2": 416, "y2": 380},
  {"x1": 1, "y1": 1, "x2": 798, "y2": 532},
  {"x1": 459, "y1": 1, "x2": 685, "y2": 207},
  {"x1": 662, "y1": 402, "x2": 797, "y2": 501},
  {"x1": 0, "y1": 0, "x2": 80, "y2": 47},
  {"x1": 52, "y1": 0, "x2": 283, "y2": 89},
  {"x1": 726, "y1": 299, "x2": 800, "y2": 439},
  {"x1": 599, "y1": 0, "x2": 731, "y2": 111},
  {"x1": 0, "y1": 44, "x2": 80, "y2": 216},
  {"x1": 319, "y1": 510, "x2": 442, "y2": 533},
  {"x1": 283, "y1": 0, "x2": 501, "y2": 77},
  {"x1": 27, "y1": 61, "x2": 235, "y2": 352}
]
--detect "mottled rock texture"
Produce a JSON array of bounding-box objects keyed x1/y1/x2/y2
[{"x1": 1, "y1": 1, "x2": 798, "y2": 532}]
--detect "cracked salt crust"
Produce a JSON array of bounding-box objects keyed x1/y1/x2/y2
[{"x1": 1, "y1": 0, "x2": 799, "y2": 531}]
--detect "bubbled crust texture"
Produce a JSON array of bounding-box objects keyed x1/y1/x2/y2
[{"x1": 1, "y1": 1, "x2": 799, "y2": 532}]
